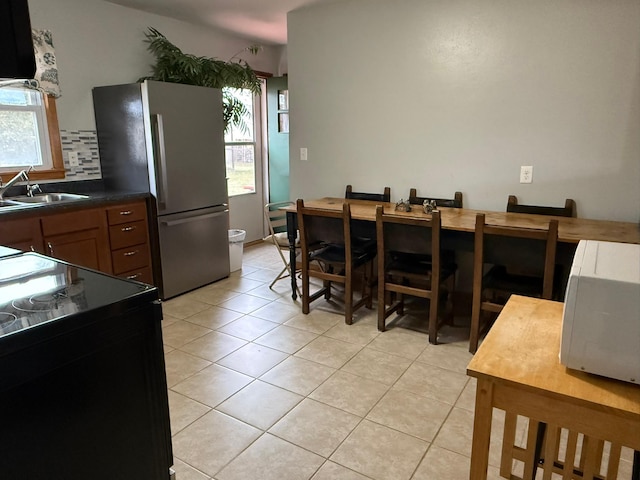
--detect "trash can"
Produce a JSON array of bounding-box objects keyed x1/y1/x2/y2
[{"x1": 228, "y1": 229, "x2": 246, "y2": 272}]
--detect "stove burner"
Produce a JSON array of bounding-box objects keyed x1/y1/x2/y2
[
  {"x1": 31, "y1": 289, "x2": 69, "y2": 304},
  {"x1": 0, "y1": 312, "x2": 18, "y2": 330},
  {"x1": 12, "y1": 288, "x2": 69, "y2": 312}
]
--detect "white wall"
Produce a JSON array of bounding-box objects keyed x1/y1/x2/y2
[
  {"x1": 29, "y1": 0, "x2": 281, "y2": 129},
  {"x1": 28, "y1": 0, "x2": 281, "y2": 241},
  {"x1": 288, "y1": 0, "x2": 640, "y2": 222}
]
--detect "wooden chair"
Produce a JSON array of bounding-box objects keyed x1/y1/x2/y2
[
  {"x1": 376, "y1": 206, "x2": 457, "y2": 344},
  {"x1": 263, "y1": 201, "x2": 300, "y2": 296},
  {"x1": 407, "y1": 188, "x2": 462, "y2": 306},
  {"x1": 408, "y1": 189, "x2": 463, "y2": 208},
  {"x1": 296, "y1": 199, "x2": 376, "y2": 324},
  {"x1": 506, "y1": 195, "x2": 576, "y2": 300},
  {"x1": 345, "y1": 184, "x2": 391, "y2": 202},
  {"x1": 469, "y1": 213, "x2": 558, "y2": 353},
  {"x1": 507, "y1": 195, "x2": 576, "y2": 217}
]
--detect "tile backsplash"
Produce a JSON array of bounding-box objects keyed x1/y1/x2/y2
[{"x1": 60, "y1": 130, "x2": 102, "y2": 180}]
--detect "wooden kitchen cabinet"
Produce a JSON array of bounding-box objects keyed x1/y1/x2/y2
[
  {"x1": 106, "y1": 200, "x2": 154, "y2": 284},
  {"x1": 0, "y1": 217, "x2": 44, "y2": 253},
  {"x1": 0, "y1": 198, "x2": 154, "y2": 282},
  {"x1": 41, "y1": 207, "x2": 113, "y2": 273}
]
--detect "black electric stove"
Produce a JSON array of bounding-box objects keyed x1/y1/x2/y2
[
  {"x1": 0, "y1": 252, "x2": 154, "y2": 341},
  {"x1": 0, "y1": 252, "x2": 173, "y2": 480}
]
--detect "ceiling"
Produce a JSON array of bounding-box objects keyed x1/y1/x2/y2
[{"x1": 106, "y1": 0, "x2": 331, "y2": 46}]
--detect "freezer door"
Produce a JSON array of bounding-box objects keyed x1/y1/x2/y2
[
  {"x1": 143, "y1": 81, "x2": 228, "y2": 215},
  {"x1": 157, "y1": 207, "x2": 230, "y2": 299}
]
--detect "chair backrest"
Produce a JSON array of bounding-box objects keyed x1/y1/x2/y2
[
  {"x1": 506, "y1": 195, "x2": 576, "y2": 217},
  {"x1": 296, "y1": 198, "x2": 353, "y2": 262},
  {"x1": 376, "y1": 205, "x2": 441, "y2": 278},
  {"x1": 345, "y1": 184, "x2": 391, "y2": 202},
  {"x1": 408, "y1": 188, "x2": 463, "y2": 208},
  {"x1": 264, "y1": 201, "x2": 294, "y2": 236},
  {"x1": 474, "y1": 213, "x2": 559, "y2": 299}
]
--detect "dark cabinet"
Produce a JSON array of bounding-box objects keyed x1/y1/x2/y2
[
  {"x1": 41, "y1": 207, "x2": 112, "y2": 272},
  {"x1": 0, "y1": 216, "x2": 44, "y2": 253},
  {"x1": 0, "y1": 199, "x2": 154, "y2": 283},
  {"x1": 0, "y1": 254, "x2": 172, "y2": 479},
  {"x1": 106, "y1": 201, "x2": 154, "y2": 284}
]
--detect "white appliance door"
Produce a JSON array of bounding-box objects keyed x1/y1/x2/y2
[
  {"x1": 157, "y1": 206, "x2": 230, "y2": 299},
  {"x1": 143, "y1": 80, "x2": 228, "y2": 215}
]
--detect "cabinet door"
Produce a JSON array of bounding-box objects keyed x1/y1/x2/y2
[
  {"x1": 44, "y1": 229, "x2": 104, "y2": 271},
  {"x1": 0, "y1": 217, "x2": 44, "y2": 253},
  {"x1": 42, "y1": 208, "x2": 112, "y2": 273}
]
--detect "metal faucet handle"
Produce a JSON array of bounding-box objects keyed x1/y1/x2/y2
[{"x1": 26, "y1": 184, "x2": 42, "y2": 197}]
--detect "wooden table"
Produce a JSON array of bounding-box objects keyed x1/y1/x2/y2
[
  {"x1": 283, "y1": 198, "x2": 640, "y2": 299},
  {"x1": 466, "y1": 295, "x2": 640, "y2": 480}
]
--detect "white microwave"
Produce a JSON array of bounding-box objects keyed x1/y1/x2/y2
[{"x1": 560, "y1": 240, "x2": 640, "y2": 384}]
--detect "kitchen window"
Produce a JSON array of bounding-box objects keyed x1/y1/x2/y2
[
  {"x1": 0, "y1": 86, "x2": 64, "y2": 183},
  {"x1": 224, "y1": 87, "x2": 256, "y2": 197}
]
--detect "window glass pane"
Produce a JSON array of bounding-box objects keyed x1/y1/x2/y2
[
  {"x1": 0, "y1": 110, "x2": 44, "y2": 167},
  {"x1": 224, "y1": 87, "x2": 254, "y2": 142},
  {"x1": 0, "y1": 89, "x2": 36, "y2": 107},
  {"x1": 225, "y1": 144, "x2": 255, "y2": 196},
  {"x1": 223, "y1": 87, "x2": 257, "y2": 197}
]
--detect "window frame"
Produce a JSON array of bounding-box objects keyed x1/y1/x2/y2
[
  {"x1": 224, "y1": 87, "x2": 258, "y2": 197},
  {"x1": 0, "y1": 93, "x2": 65, "y2": 184}
]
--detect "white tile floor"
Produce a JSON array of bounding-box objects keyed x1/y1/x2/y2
[{"x1": 161, "y1": 243, "x2": 635, "y2": 480}]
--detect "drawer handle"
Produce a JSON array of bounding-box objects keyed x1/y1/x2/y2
[
  {"x1": 121, "y1": 226, "x2": 137, "y2": 232},
  {"x1": 123, "y1": 250, "x2": 139, "y2": 257},
  {"x1": 126, "y1": 273, "x2": 141, "y2": 280},
  {"x1": 47, "y1": 242, "x2": 54, "y2": 256},
  {"x1": 120, "y1": 210, "x2": 132, "y2": 216}
]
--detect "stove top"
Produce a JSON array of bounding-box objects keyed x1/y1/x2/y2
[{"x1": 0, "y1": 253, "x2": 155, "y2": 339}]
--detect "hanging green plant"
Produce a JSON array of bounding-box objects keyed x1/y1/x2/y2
[{"x1": 139, "y1": 27, "x2": 261, "y2": 133}]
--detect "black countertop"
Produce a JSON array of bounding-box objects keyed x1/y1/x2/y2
[
  {"x1": 0, "y1": 179, "x2": 151, "y2": 218},
  {"x1": 0, "y1": 252, "x2": 157, "y2": 351}
]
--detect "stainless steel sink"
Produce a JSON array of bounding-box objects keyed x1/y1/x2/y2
[{"x1": 7, "y1": 193, "x2": 90, "y2": 204}]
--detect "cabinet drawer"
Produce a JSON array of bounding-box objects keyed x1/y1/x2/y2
[
  {"x1": 117, "y1": 266, "x2": 153, "y2": 285},
  {"x1": 106, "y1": 202, "x2": 147, "y2": 225},
  {"x1": 41, "y1": 208, "x2": 102, "y2": 236},
  {"x1": 111, "y1": 243, "x2": 150, "y2": 274},
  {"x1": 109, "y1": 220, "x2": 148, "y2": 250}
]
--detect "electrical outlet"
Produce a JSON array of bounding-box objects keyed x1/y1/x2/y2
[
  {"x1": 300, "y1": 147, "x2": 308, "y2": 161},
  {"x1": 68, "y1": 151, "x2": 79, "y2": 167},
  {"x1": 520, "y1": 165, "x2": 533, "y2": 183}
]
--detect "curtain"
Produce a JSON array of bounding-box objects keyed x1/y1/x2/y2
[{"x1": 24, "y1": 29, "x2": 61, "y2": 98}]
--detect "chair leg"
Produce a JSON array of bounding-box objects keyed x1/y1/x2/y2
[
  {"x1": 302, "y1": 260, "x2": 310, "y2": 315},
  {"x1": 377, "y1": 277, "x2": 386, "y2": 332},
  {"x1": 428, "y1": 289, "x2": 439, "y2": 345},
  {"x1": 345, "y1": 272, "x2": 353, "y2": 325},
  {"x1": 469, "y1": 294, "x2": 481, "y2": 354},
  {"x1": 269, "y1": 265, "x2": 289, "y2": 289},
  {"x1": 324, "y1": 265, "x2": 333, "y2": 300}
]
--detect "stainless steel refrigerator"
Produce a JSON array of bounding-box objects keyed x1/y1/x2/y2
[{"x1": 93, "y1": 80, "x2": 230, "y2": 299}]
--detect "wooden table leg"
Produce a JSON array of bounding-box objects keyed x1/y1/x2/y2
[
  {"x1": 286, "y1": 211, "x2": 298, "y2": 300},
  {"x1": 470, "y1": 379, "x2": 494, "y2": 480}
]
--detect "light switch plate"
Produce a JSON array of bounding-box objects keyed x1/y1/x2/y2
[{"x1": 300, "y1": 147, "x2": 308, "y2": 161}]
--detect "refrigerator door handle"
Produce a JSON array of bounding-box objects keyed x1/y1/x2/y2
[
  {"x1": 160, "y1": 210, "x2": 229, "y2": 227},
  {"x1": 151, "y1": 113, "x2": 170, "y2": 210}
]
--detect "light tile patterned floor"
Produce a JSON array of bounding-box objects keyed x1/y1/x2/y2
[{"x1": 162, "y1": 243, "x2": 635, "y2": 480}]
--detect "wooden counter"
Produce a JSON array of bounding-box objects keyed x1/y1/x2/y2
[
  {"x1": 466, "y1": 295, "x2": 640, "y2": 479},
  {"x1": 283, "y1": 199, "x2": 640, "y2": 299}
]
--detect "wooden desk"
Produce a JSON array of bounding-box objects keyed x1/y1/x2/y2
[
  {"x1": 283, "y1": 198, "x2": 640, "y2": 299},
  {"x1": 466, "y1": 295, "x2": 640, "y2": 480}
]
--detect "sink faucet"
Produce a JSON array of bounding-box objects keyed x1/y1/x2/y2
[{"x1": 0, "y1": 168, "x2": 31, "y2": 200}]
